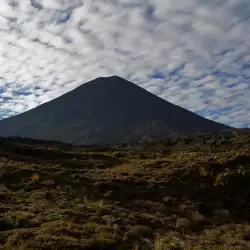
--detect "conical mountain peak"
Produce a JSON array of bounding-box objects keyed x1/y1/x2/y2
[{"x1": 0, "y1": 76, "x2": 232, "y2": 145}]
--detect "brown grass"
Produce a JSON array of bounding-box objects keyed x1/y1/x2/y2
[{"x1": 0, "y1": 134, "x2": 250, "y2": 249}]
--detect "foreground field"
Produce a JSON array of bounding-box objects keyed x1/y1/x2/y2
[{"x1": 0, "y1": 135, "x2": 250, "y2": 249}]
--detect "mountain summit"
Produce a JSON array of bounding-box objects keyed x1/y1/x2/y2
[{"x1": 0, "y1": 76, "x2": 231, "y2": 144}]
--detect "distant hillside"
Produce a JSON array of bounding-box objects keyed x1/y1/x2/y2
[{"x1": 0, "y1": 76, "x2": 232, "y2": 144}]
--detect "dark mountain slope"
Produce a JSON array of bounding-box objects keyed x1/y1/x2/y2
[{"x1": 0, "y1": 76, "x2": 232, "y2": 144}]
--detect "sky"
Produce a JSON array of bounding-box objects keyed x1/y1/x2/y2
[{"x1": 0, "y1": 0, "x2": 250, "y2": 128}]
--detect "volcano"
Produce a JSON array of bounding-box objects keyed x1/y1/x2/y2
[{"x1": 0, "y1": 76, "x2": 232, "y2": 144}]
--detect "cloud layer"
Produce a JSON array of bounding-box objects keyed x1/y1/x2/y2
[{"x1": 0, "y1": 0, "x2": 250, "y2": 128}]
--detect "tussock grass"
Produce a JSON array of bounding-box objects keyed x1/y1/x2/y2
[{"x1": 0, "y1": 134, "x2": 250, "y2": 249}]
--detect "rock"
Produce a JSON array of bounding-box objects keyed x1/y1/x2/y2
[
  {"x1": 104, "y1": 191, "x2": 114, "y2": 198},
  {"x1": 125, "y1": 225, "x2": 154, "y2": 241},
  {"x1": 96, "y1": 207, "x2": 110, "y2": 217},
  {"x1": 176, "y1": 218, "x2": 191, "y2": 229}
]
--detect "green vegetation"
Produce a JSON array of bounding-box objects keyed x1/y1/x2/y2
[{"x1": 0, "y1": 134, "x2": 250, "y2": 249}]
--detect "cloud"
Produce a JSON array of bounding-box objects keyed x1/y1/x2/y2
[{"x1": 0, "y1": 0, "x2": 250, "y2": 128}]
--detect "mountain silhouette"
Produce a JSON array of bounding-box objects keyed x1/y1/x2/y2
[{"x1": 0, "y1": 76, "x2": 232, "y2": 144}]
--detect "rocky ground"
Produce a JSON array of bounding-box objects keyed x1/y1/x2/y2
[{"x1": 0, "y1": 134, "x2": 250, "y2": 249}]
